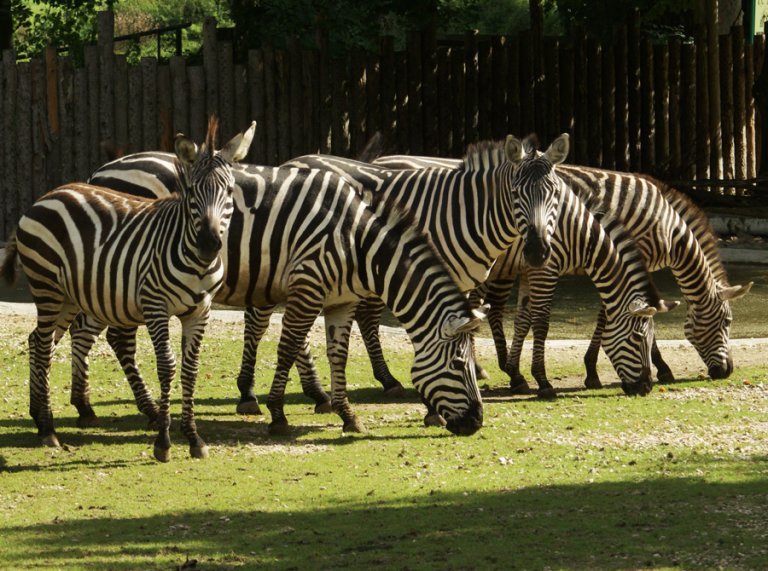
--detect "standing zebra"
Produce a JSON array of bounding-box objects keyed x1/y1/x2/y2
[
  {"x1": 87, "y1": 157, "x2": 487, "y2": 436},
  {"x1": 373, "y1": 150, "x2": 752, "y2": 387},
  {"x1": 1, "y1": 119, "x2": 256, "y2": 462}
]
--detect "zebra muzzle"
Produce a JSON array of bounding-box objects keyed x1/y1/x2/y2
[
  {"x1": 522, "y1": 229, "x2": 551, "y2": 268},
  {"x1": 196, "y1": 222, "x2": 222, "y2": 264},
  {"x1": 445, "y1": 401, "x2": 483, "y2": 436}
]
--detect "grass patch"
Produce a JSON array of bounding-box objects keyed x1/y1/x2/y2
[{"x1": 1, "y1": 315, "x2": 767, "y2": 569}]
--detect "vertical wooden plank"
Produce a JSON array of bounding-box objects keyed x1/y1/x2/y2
[
  {"x1": 668, "y1": 39, "x2": 682, "y2": 177},
  {"x1": 0, "y1": 53, "x2": 6, "y2": 236},
  {"x1": 349, "y1": 51, "x2": 366, "y2": 157},
  {"x1": 74, "y1": 67, "x2": 90, "y2": 180},
  {"x1": 187, "y1": 66, "x2": 206, "y2": 145},
  {"x1": 733, "y1": 28, "x2": 747, "y2": 182},
  {"x1": 318, "y1": 35, "x2": 332, "y2": 154},
  {"x1": 262, "y1": 47, "x2": 278, "y2": 165},
  {"x1": 746, "y1": 34, "x2": 757, "y2": 177},
  {"x1": 707, "y1": 9, "x2": 723, "y2": 180},
  {"x1": 627, "y1": 15, "x2": 641, "y2": 171},
  {"x1": 331, "y1": 54, "x2": 350, "y2": 157},
  {"x1": 379, "y1": 36, "x2": 396, "y2": 142},
  {"x1": 719, "y1": 33, "x2": 735, "y2": 181},
  {"x1": 450, "y1": 46, "x2": 466, "y2": 156},
  {"x1": 696, "y1": 25, "x2": 710, "y2": 179},
  {"x1": 681, "y1": 42, "x2": 698, "y2": 179},
  {"x1": 275, "y1": 49, "x2": 291, "y2": 163},
  {"x1": 170, "y1": 55, "x2": 189, "y2": 137},
  {"x1": 490, "y1": 37, "x2": 507, "y2": 141},
  {"x1": 464, "y1": 30, "x2": 479, "y2": 144},
  {"x1": 614, "y1": 26, "x2": 630, "y2": 171},
  {"x1": 574, "y1": 30, "x2": 588, "y2": 165},
  {"x1": 157, "y1": 64, "x2": 172, "y2": 152},
  {"x1": 233, "y1": 63, "x2": 248, "y2": 144},
  {"x1": 85, "y1": 45, "x2": 100, "y2": 171},
  {"x1": 114, "y1": 55, "x2": 129, "y2": 149},
  {"x1": 601, "y1": 39, "x2": 615, "y2": 170},
  {"x1": 507, "y1": 35, "x2": 521, "y2": 136},
  {"x1": 558, "y1": 38, "x2": 574, "y2": 150},
  {"x1": 543, "y1": 38, "x2": 560, "y2": 145},
  {"x1": 640, "y1": 37, "x2": 655, "y2": 173},
  {"x1": 587, "y1": 38, "x2": 602, "y2": 167},
  {"x1": 437, "y1": 46, "x2": 453, "y2": 156},
  {"x1": 58, "y1": 55, "x2": 75, "y2": 185},
  {"x1": 97, "y1": 11, "x2": 115, "y2": 152},
  {"x1": 519, "y1": 30, "x2": 535, "y2": 136},
  {"x1": 422, "y1": 26, "x2": 438, "y2": 154},
  {"x1": 288, "y1": 38, "x2": 303, "y2": 156},
  {"x1": 305, "y1": 48, "x2": 320, "y2": 154},
  {"x1": 203, "y1": 17, "x2": 219, "y2": 121},
  {"x1": 654, "y1": 43, "x2": 669, "y2": 175},
  {"x1": 395, "y1": 50, "x2": 409, "y2": 153},
  {"x1": 247, "y1": 50, "x2": 266, "y2": 164},
  {"x1": 477, "y1": 38, "x2": 492, "y2": 140},
  {"x1": 17, "y1": 62, "x2": 32, "y2": 213},
  {"x1": 31, "y1": 58, "x2": 46, "y2": 200},
  {"x1": 127, "y1": 65, "x2": 143, "y2": 154},
  {"x1": 217, "y1": 40, "x2": 235, "y2": 140},
  {"x1": 407, "y1": 30, "x2": 424, "y2": 154},
  {"x1": 141, "y1": 57, "x2": 157, "y2": 151},
  {"x1": 2, "y1": 50, "x2": 18, "y2": 233},
  {"x1": 366, "y1": 51, "x2": 381, "y2": 143},
  {"x1": 45, "y1": 47, "x2": 61, "y2": 190}
]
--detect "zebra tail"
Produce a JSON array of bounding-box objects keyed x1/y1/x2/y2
[{"x1": 1, "y1": 229, "x2": 19, "y2": 285}]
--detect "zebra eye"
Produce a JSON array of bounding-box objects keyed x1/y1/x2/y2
[{"x1": 451, "y1": 357, "x2": 467, "y2": 370}]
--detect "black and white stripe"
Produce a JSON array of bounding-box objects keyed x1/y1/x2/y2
[{"x1": 1, "y1": 119, "x2": 255, "y2": 461}]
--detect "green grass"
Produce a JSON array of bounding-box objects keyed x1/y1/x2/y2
[{"x1": 1, "y1": 315, "x2": 767, "y2": 570}]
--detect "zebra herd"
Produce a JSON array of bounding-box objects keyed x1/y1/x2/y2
[{"x1": 1, "y1": 118, "x2": 752, "y2": 462}]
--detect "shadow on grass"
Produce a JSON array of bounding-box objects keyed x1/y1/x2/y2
[{"x1": 1, "y1": 469, "x2": 766, "y2": 570}]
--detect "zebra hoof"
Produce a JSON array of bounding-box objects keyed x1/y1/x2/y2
[
  {"x1": 621, "y1": 380, "x2": 653, "y2": 397},
  {"x1": 475, "y1": 365, "x2": 490, "y2": 380},
  {"x1": 267, "y1": 420, "x2": 290, "y2": 436},
  {"x1": 657, "y1": 371, "x2": 675, "y2": 384},
  {"x1": 382, "y1": 383, "x2": 407, "y2": 398},
  {"x1": 583, "y1": 375, "x2": 603, "y2": 389},
  {"x1": 536, "y1": 387, "x2": 558, "y2": 399},
  {"x1": 76, "y1": 415, "x2": 100, "y2": 428},
  {"x1": 236, "y1": 400, "x2": 263, "y2": 416},
  {"x1": 342, "y1": 418, "x2": 366, "y2": 434},
  {"x1": 509, "y1": 377, "x2": 533, "y2": 395},
  {"x1": 314, "y1": 401, "x2": 333, "y2": 414},
  {"x1": 153, "y1": 445, "x2": 171, "y2": 463},
  {"x1": 190, "y1": 444, "x2": 209, "y2": 459},
  {"x1": 423, "y1": 413, "x2": 447, "y2": 428},
  {"x1": 41, "y1": 433, "x2": 61, "y2": 448}
]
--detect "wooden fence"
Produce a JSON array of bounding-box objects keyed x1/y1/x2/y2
[{"x1": 0, "y1": 11, "x2": 764, "y2": 237}]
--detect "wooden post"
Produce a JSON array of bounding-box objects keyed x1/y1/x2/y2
[
  {"x1": 262, "y1": 47, "x2": 278, "y2": 164},
  {"x1": 58, "y1": 56, "x2": 74, "y2": 185},
  {"x1": 170, "y1": 56, "x2": 189, "y2": 137},
  {"x1": 720, "y1": 33, "x2": 734, "y2": 181},
  {"x1": 519, "y1": 30, "x2": 535, "y2": 136},
  {"x1": 395, "y1": 49, "x2": 409, "y2": 153},
  {"x1": 288, "y1": 38, "x2": 304, "y2": 156},
  {"x1": 318, "y1": 33, "x2": 332, "y2": 154},
  {"x1": 477, "y1": 38, "x2": 492, "y2": 140},
  {"x1": 114, "y1": 55, "x2": 128, "y2": 149},
  {"x1": 349, "y1": 51, "x2": 366, "y2": 157},
  {"x1": 97, "y1": 11, "x2": 114, "y2": 151},
  {"x1": 157, "y1": 65, "x2": 172, "y2": 152},
  {"x1": 614, "y1": 25, "x2": 630, "y2": 171},
  {"x1": 752, "y1": 21, "x2": 768, "y2": 174},
  {"x1": 16, "y1": 63, "x2": 32, "y2": 218},
  {"x1": 247, "y1": 49, "x2": 266, "y2": 164},
  {"x1": 465, "y1": 30, "x2": 479, "y2": 144},
  {"x1": 558, "y1": 37, "x2": 574, "y2": 155},
  {"x1": 331, "y1": 54, "x2": 350, "y2": 157},
  {"x1": 491, "y1": 36, "x2": 508, "y2": 141},
  {"x1": 601, "y1": 38, "x2": 615, "y2": 170},
  {"x1": 640, "y1": 37, "x2": 655, "y2": 173},
  {"x1": 654, "y1": 43, "x2": 669, "y2": 175},
  {"x1": 587, "y1": 38, "x2": 602, "y2": 167},
  {"x1": 682, "y1": 42, "x2": 697, "y2": 179},
  {"x1": 379, "y1": 36, "x2": 396, "y2": 142},
  {"x1": 407, "y1": 30, "x2": 424, "y2": 154},
  {"x1": 627, "y1": 14, "x2": 641, "y2": 171},
  {"x1": 31, "y1": 58, "x2": 46, "y2": 199},
  {"x1": 1, "y1": 49, "x2": 16, "y2": 236},
  {"x1": 696, "y1": 24, "x2": 710, "y2": 179},
  {"x1": 574, "y1": 29, "x2": 588, "y2": 164},
  {"x1": 545, "y1": 38, "x2": 561, "y2": 147},
  {"x1": 275, "y1": 48, "x2": 290, "y2": 162},
  {"x1": 366, "y1": 51, "x2": 381, "y2": 143},
  {"x1": 450, "y1": 44, "x2": 466, "y2": 156},
  {"x1": 507, "y1": 35, "x2": 521, "y2": 137},
  {"x1": 746, "y1": 33, "x2": 757, "y2": 177},
  {"x1": 437, "y1": 46, "x2": 452, "y2": 155},
  {"x1": 304, "y1": 48, "x2": 319, "y2": 155},
  {"x1": 187, "y1": 65, "x2": 205, "y2": 145},
  {"x1": 422, "y1": 25, "x2": 438, "y2": 154},
  {"x1": 733, "y1": 27, "x2": 747, "y2": 183},
  {"x1": 669, "y1": 38, "x2": 682, "y2": 177},
  {"x1": 141, "y1": 57, "x2": 158, "y2": 151},
  {"x1": 45, "y1": 46, "x2": 61, "y2": 190},
  {"x1": 706, "y1": 0, "x2": 723, "y2": 179},
  {"x1": 127, "y1": 64, "x2": 142, "y2": 154},
  {"x1": 203, "y1": 17, "x2": 218, "y2": 122},
  {"x1": 85, "y1": 45, "x2": 100, "y2": 170},
  {"x1": 217, "y1": 40, "x2": 235, "y2": 140}
]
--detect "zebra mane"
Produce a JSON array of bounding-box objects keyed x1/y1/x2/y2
[
  {"x1": 461, "y1": 140, "x2": 506, "y2": 172},
  {"x1": 593, "y1": 209, "x2": 662, "y2": 309}
]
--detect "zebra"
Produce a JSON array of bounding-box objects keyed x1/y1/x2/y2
[
  {"x1": 86, "y1": 156, "x2": 488, "y2": 436},
  {"x1": 0, "y1": 119, "x2": 256, "y2": 462},
  {"x1": 372, "y1": 151, "x2": 752, "y2": 388}
]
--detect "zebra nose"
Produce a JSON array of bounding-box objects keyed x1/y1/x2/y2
[
  {"x1": 196, "y1": 224, "x2": 222, "y2": 263},
  {"x1": 445, "y1": 401, "x2": 483, "y2": 436},
  {"x1": 523, "y1": 228, "x2": 551, "y2": 268},
  {"x1": 709, "y1": 356, "x2": 733, "y2": 379}
]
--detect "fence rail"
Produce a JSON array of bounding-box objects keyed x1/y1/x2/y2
[{"x1": 0, "y1": 11, "x2": 764, "y2": 237}]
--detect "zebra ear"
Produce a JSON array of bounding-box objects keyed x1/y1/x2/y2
[
  {"x1": 221, "y1": 121, "x2": 257, "y2": 163},
  {"x1": 174, "y1": 134, "x2": 199, "y2": 165},
  {"x1": 627, "y1": 298, "x2": 657, "y2": 318},
  {"x1": 657, "y1": 299, "x2": 681, "y2": 313},
  {"x1": 543, "y1": 133, "x2": 570, "y2": 165},
  {"x1": 719, "y1": 281, "x2": 753, "y2": 301},
  {"x1": 442, "y1": 310, "x2": 486, "y2": 337},
  {"x1": 504, "y1": 135, "x2": 524, "y2": 164}
]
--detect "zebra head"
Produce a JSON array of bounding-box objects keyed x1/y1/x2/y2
[
  {"x1": 410, "y1": 307, "x2": 487, "y2": 436},
  {"x1": 684, "y1": 281, "x2": 752, "y2": 379},
  {"x1": 602, "y1": 297, "x2": 679, "y2": 395},
  {"x1": 175, "y1": 119, "x2": 256, "y2": 265},
  {"x1": 504, "y1": 133, "x2": 569, "y2": 268}
]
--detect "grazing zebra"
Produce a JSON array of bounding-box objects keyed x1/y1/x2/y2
[
  {"x1": 373, "y1": 151, "x2": 752, "y2": 387},
  {"x1": 1, "y1": 119, "x2": 255, "y2": 461},
  {"x1": 88, "y1": 156, "x2": 488, "y2": 436}
]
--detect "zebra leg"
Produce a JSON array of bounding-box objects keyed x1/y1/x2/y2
[
  {"x1": 652, "y1": 337, "x2": 675, "y2": 383},
  {"x1": 527, "y1": 271, "x2": 558, "y2": 399},
  {"x1": 235, "y1": 305, "x2": 274, "y2": 415},
  {"x1": 266, "y1": 296, "x2": 324, "y2": 436},
  {"x1": 467, "y1": 289, "x2": 489, "y2": 380},
  {"x1": 583, "y1": 307, "x2": 607, "y2": 389},
  {"x1": 481, "y1": 278, "x2": 518, "y2": 378},
  {"x1": 294, "y1": 340, "x2": 332, "y2": 413},
  {"x1": 505, "y1": 276, "x2": 533, "y2": 394},
  {"x1": 325, "y1": 304, "x2": 366, "y2": 433},
  {"x1": 178, "y1": 313, "x2": 210, "y2": 460},
  {"x1": 355, "y1": 299, "x2": 406, "y2": 396},
  {"x1": 106, "y1": 326, "x2": 160, "y2": 424},
  {"x1": 145, "y1": 314, "x2": 176, "y2": 462},
  {"x1": 69, "y1": 313, "x2": 105, "y2": 427},
  {"x1": 28, "y1": 303, "x2": 78, "y2": 447}
]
